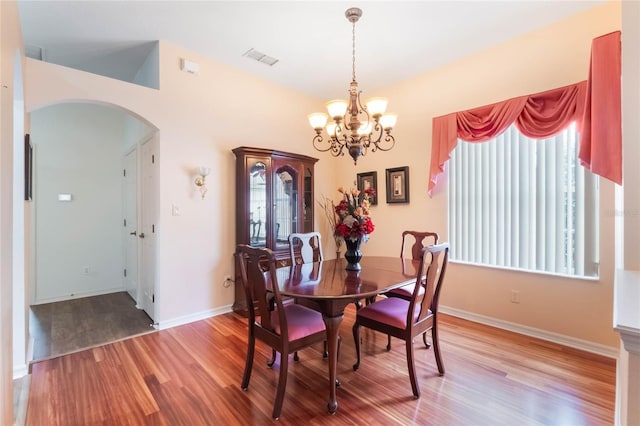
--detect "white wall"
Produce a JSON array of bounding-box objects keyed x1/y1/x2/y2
[
  {"x1": 31, "y1": 103, "x2": 131, "y2": 303},
  {"x1": 133, "y1": 42, "x2": 159, "y2": 90},
  {"x1": 11, "y1": 49, "x2": 26, "y2": 378},
  {"x1": 615, "y1": 1, "x2": 640, "y2": 424}
]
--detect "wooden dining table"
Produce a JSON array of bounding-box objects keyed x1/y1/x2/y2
[{"x1": 271, "y1": 256, "x2": 420, "y2": 414}]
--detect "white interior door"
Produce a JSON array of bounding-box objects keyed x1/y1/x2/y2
[
  {"x1": 123, "y1": 148, "x2": 138, "y2": 301},
  {"x1": 140, "y1": 134, "x2": 158, "y2": 321}
]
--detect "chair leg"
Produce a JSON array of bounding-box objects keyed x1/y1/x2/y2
[
  {"x1": 267, "y1": 349, "x2": 276, "y2": 367},
  {"x1": 294, "y1": 351, "x2": 299, "y2": 362},
  {"x1": 406, "y1": 338, "x2": 420, "y2": 398},
  {"x1": 241, "y1": 334, "x2": 255, "y2": 390},
  {"x1": 387, "y1": 334, "x2": 392, "y2": 351},
  {"x1": 432, "y1": 323, "x2": 445, "y2": 375},
  {"x1": 322, "y1": 341, "x2": 328, "y2": 358},
  {"x1": 272, "y1": 348, "x2": 289, "y2": 420},
  {"x1": 422, "y1": 332, "x2": 431, "y2": 349},
  {"x1": 352, "y1": 321, "x2": 361, "y2": 371}
]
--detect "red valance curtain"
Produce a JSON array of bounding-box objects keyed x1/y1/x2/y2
[
  {"x1": 428, "y1": 31, "x2": 622, "y2": 196},
  {"x1": 578, "y1": 31, "x2": 622, "y2": 185}
]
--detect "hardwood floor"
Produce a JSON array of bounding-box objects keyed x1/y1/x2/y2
[
  {"x1": 30, "y1": 292, "x2": 155, "y2": 360},
  {"x1": 26, "y1": 305, "x2": 616, "y2": 425}
]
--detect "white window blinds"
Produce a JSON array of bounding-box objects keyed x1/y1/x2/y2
[{"x1": 448, "y1": 123, "x2": 599, "y2": 277}]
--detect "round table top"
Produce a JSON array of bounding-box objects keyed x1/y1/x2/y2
[{"x1": 274, "y1": 256, "x2": 420, "y2": 300}]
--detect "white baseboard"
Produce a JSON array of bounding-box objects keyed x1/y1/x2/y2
[
  {"x1": 440, "y1": 305, "x2": 619, "y2": 359},
  {"x1": 13, "y1": 336, "x2": 34, "y2": 379},
  {"x1": 13, "y1": 364, "x2": 28, "y2": 380},
  {"x1": 156, "y1": 304, "x2": 233, "y2": 330}
]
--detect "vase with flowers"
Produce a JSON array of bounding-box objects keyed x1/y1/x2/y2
[{"x1": 334, "y1": 186, "x2": 375, "y2": 270}]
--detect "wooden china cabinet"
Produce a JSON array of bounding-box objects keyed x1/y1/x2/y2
[{"x1": 232, "y1": 147, "x2": 318, "y2": 315}]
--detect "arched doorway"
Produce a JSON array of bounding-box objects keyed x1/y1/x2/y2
[{"x1": 27, "y1": 101, "x2": 159, "y2": 360}]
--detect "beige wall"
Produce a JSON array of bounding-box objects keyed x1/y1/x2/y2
[
  {"x1": 0, "y1": 0, "x2": 23, "y2": 422},
  {"x1": 26, "y1": 42, "x2": 335, "y2": 324},
  {"x1": 346, "y1": 1, "x2": 621, "y2": 349},
  {"x1": 24, "y1": 2, "x2": 621, "y2": 349}
]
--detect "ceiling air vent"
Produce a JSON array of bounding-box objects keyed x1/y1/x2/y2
[{"x1": 243, "y1": 48, "x2": 279, "y2": 66}]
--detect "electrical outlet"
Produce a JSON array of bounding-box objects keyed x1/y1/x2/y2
[{"x1": 510, "y1": 290, "x2": 520, "y2": 304}]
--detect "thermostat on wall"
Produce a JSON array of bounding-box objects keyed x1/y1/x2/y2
[
  {"x1": 58, "y1": 193, "x2": 72, "y2": 201},
  {"x1": 180, "y1": 58, "x2": 199, "y2": 75}
]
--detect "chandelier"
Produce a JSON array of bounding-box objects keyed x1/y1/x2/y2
[{"x1": 308, "y1": 7, "x2": 397, "y2": 165}]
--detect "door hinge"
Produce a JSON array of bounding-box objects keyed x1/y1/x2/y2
[
  {"x1": 152, "y1": 154, "x2": 155, "y2": 164},
  {"x1": 124, "y1": 268, "x2": 127, "y2": 277},
  {"x1": 123, "y1": 169, "x2": 126, "y2": 177},
  {"x1": 152, "y1": 294, "x2": 155, "y2": 303},
  {"x1": 152, "y1": 224, "x2": 155, "y2": 233},
  {"x1": 124, "y1": 218, "x2": 127, "y2": 227}
]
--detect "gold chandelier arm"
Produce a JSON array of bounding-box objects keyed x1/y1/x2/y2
[
  {"x1": 369, "y1": 124, "x2": 396, "y2": 152},
  {"x1": 312, "y1": 133, "x2": 347, "y2": 158},
  {"x1": 312, "y1": 134, "x2": 335, "y2": 153}
]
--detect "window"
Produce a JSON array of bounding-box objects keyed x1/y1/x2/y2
[{"x1": 447, "y1": 123, "x2": 599, "y2": 278}]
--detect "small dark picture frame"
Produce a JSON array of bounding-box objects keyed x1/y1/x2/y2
[
  {"x1": 24, "y1": 134, "x2": 33, "y2": 201},
  {"x1": 356, "y1": 171, "x2": 377, "y2": 205},
  {"x1": 385, "y1": 166, "x2": 409, "y2": 204}
]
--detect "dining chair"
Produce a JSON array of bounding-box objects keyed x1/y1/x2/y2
[
  {"x1": 286, "y1": 231, "x2": 329, "y2": 359},
  {"x1": 382, "y1": 231, "x2": 439, "y2": 350},
  {"x1": 288, "y1": 231, "x2": 323, "y2": 265},
  {"x1": 352, "y1": 242, "x2": 449, "y2": 398},
  {"x1": 236, "y1": 244, "x2": 327, "y2": 420}
]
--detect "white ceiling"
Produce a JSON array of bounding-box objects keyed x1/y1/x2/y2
[{"x1": 17, "y1": 1, "x2": 604, "y2": 100}]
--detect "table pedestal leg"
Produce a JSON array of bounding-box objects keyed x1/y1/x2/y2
[{"x1": 323, "y1": 313, "x2": 343, "y2": 414}]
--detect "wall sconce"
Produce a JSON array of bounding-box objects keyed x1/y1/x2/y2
[{"x1": 195, "y1": 166, "x2": 211, "y2": 199}]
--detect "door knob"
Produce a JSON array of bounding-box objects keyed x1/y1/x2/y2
[
  {"x1": 129, "y1": 231, "x2": 137, "y2": 236},
  {"x1": 139, "y1": 233, "x2": 145, "y2": 238}
]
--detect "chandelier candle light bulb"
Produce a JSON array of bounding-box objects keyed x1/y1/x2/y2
[{"x1": 308, "y1": 7, "x2": 397, "y2": 165}]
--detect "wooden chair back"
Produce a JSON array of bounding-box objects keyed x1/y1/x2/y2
[
  {"x1": 409, "y1": 242, "x2": 449, "y2": 328},
  {"x1": 236, "y1": 244, "x2": 287, "y2": 340},
  {"x1": 400, "y1": 231, "x2": 439, "y2": 260},
  {"x1": 288, "y1": 231, "x2": 323, "y2": 264}
]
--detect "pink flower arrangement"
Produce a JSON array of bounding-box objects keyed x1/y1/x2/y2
[{"x1": 334, "y1": 186, "x2": 375, "y2": 242}]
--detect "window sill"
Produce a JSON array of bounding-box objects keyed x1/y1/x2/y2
[{"x1": 449, "y1": 259, "x2": 600, "y2": 282}]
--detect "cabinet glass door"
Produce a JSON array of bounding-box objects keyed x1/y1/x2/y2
[
  {"x1": 303, "y1": 167, "x2": 313, "y2": 233},
  {"x1": 274, "y1": 166, "x2": 298, "y2": 250},
  {"x1": 249, "y1": 162, "x2": 267, "y2": 247}
]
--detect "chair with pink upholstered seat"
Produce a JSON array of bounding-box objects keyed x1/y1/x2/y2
[
  {"x1": 236, "y1": 244, "x2": 327, "y2": 420},
  {"x1": 352, "y1": 242, "x2": 449, "y2": 398},
  {"x1": 382, "y1": 230, "x2": 439, "y2": 350},
  {"x1": 385, "y1": 230, "x2": 439, "y2": 300}
]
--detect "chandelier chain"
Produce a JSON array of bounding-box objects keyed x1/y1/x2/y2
[{"x1": 352, "y1": 20, "x2": 356, "y2": 82}]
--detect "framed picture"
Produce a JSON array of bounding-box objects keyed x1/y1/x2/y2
[
  {"x1": 356, "y1": 171, "x2": 377, "y2": 205},
  {"x1": 24, "y1": 134, "x2": 33, "y2": 201},
  {"x1": 385, "y1": 166, "x2": 409, "y2": 204}
]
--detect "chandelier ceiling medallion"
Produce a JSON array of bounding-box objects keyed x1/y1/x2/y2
[{"x1": 308, "y1": 7, "x2": 397, "y2": 165}]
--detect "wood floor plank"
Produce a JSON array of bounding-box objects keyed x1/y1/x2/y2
[{"x1": 26, "y1": 307, "x2": 615, "y2": 425}]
